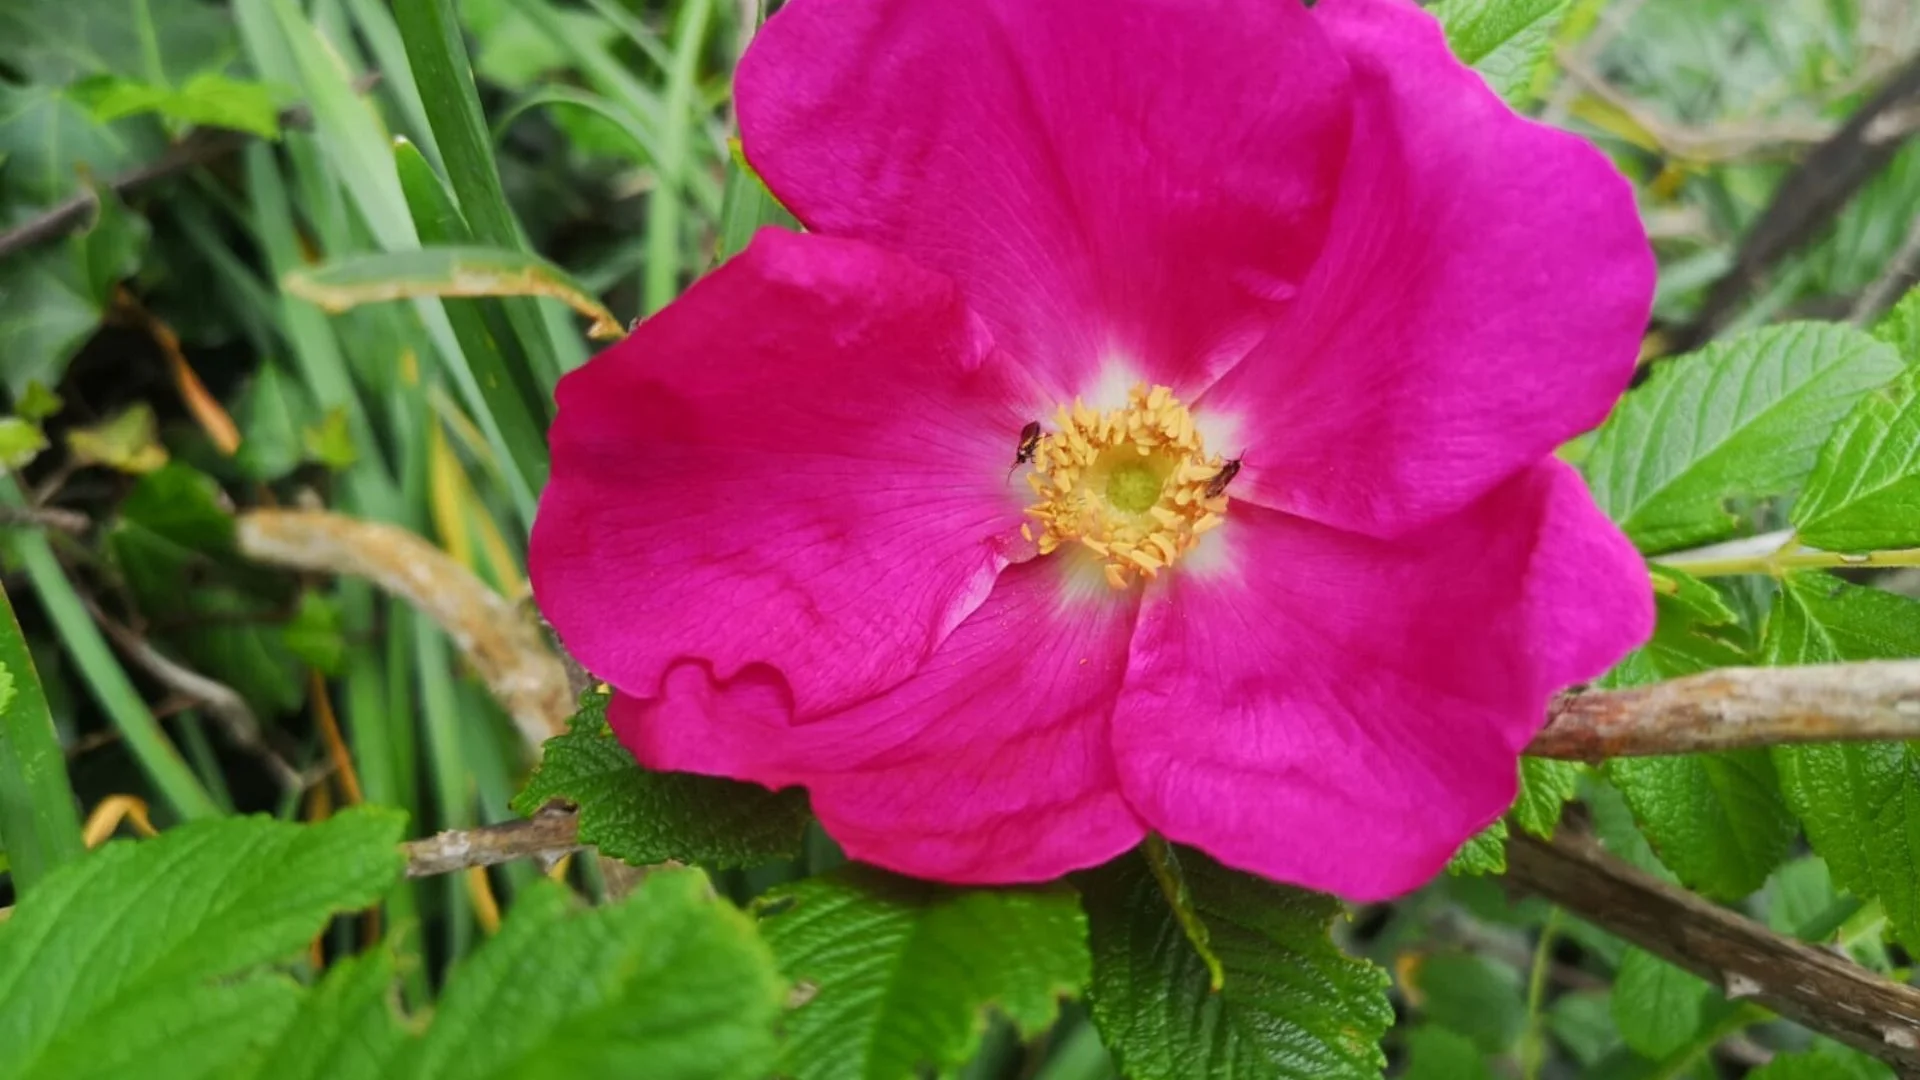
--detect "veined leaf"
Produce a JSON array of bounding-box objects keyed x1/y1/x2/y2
[
  {"x1": 1766, "y1": 573, "x2": 1920, "y2": 944},
  {"x1": 1431, "y1": 0, "x2": 1572, "y2": 106},
  {"x1": 400, "y1": 873, "x2": 782, "y2": 1080},
  {"x1": 1602, "y1": 579, "x2": 1795, "y2": 899},
  {"x1": 283, "y1": 246, "x2": 622, "y2": 341},
  {"x1": 1583, "y1": 322, "x2": 1902, "y2": 553},
  {"x1": 0, "y1": 808, "x2": 404, "y2": 1080},
  {"x1": 1447, "y1": 819, "x2": 1507, "y2": 877},
  {"x1": 1795, "y1": 358, "x2": 1920, "y2": 550},
  {"x1": 758, "y1": 867, "x2": 1089, "y2": 1080},
  {"x1": 511, "y1": 688, "x2": 811, "y2": 868},
  {"x1": 1610, "y1": 948, "x2": 1711, "y2": 1058},
  {"x1": 235, "y1": 951, "x2": 405, "y2": 1080},
  {"x1": 1082, "y1": 848, "x2": 1391, "y2": 1080}
]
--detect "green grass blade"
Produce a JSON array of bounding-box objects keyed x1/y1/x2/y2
[
  {"x1": 645, "y1": 0, "x2": 717, "y2": 313},
  {"x1": 0, "y1": 580, "x2": 85, "y2": 895},
  {"x1": 0, "y1": 482, "x2": 217, "y2": 822}
]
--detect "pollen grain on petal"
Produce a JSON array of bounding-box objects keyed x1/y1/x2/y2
[{"x1": 1020, "y1": 384, "x2": 1234, "y2": 590}]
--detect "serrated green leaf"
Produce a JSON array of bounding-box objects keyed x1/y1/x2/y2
[
  {"x1": 235, "y1": 951, "x2": 404, "y2": 1080},
  {"x1": 1401, "y1": 1026, "x2": 1495, "y2": 1080},
  {"x1": 1083, "y1": 848, "x2": 1391, "y2": 1080},
  {"x1": 1584, "y1": 322, "x2": 1903, "y2": 552},
  {"x1": 0, "y1": 808, "x2": 405, "y2": 1079},
  {"x1": 1794, "y1": 361, "x2": 1920, "y2": 550},
  {"x1": 1873, "y1": 288, "x2": 1919, "y2": 362},
  {"x1": 760, "y1": 866, "x2": 1088, "y2": 1080},
  {"x1": 512, "y1": 689, "x2": 811, "y2": 867},
  {"x1": 1448, "y1": 819, "x2": 1507, "y2": 877},
  {"x1": 402, "y1": 872, "x2": 782, "y2": 1080},
  {"x1": 1601, "y1": 581, "x2": 1794, "y2": 899},
  {"x1": 1748, "y1": 1040, "x2": 1895, "y2": 1080},
  {"x1": 1766, "y1": 573, "x2": 1920, "y2": 944},
  {"x1": 1650, "y1": 564, "x2": 1740, "y2": 625},
  {"x1": 1513, "y1": 758, "x2": 1581, "y2": 839},
  {"x1": 1432, "y1": 0, "x2": 1571, "y2": 106},
  {"x1": 1610, "y1": 948, "x2": 1710, "y2": 1058}
]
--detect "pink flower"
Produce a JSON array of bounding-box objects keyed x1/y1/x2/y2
[{"x1": 530, "y1": 0, "x2": 1654, "y2": 901}]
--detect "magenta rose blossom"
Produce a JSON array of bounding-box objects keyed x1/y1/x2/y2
[{"x1": 530, "y1": 0, "x2": 1655, "y2": 900}]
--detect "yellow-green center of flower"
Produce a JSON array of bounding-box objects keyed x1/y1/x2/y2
[{"x1": 1020, "y1": 384, "x2": 1231, "y2": 590}]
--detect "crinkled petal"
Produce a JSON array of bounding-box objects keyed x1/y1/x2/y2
[
  {"x1": 1112, "y1": 462, "x2": 1651, "y2": 902},
  {"x1": 613, "y1": 557, "x2": 1146, "y2": 883},
  {"x1": 1199, "y1": 0, "x2": 1654, "y2": 537},
  {"x1": 531, "y1": 229, "x2": 1038, "y2": 717},
  {"x1": 737, "y1": 0, "x2": 1353, "y2": 399}
]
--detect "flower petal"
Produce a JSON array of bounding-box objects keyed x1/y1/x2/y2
[
  {"x1": 1112, "y1": 462, "x2": 1651, "y2": 902},
  {"x1": 737, "y1": 0, "x2": 1353, "y2": 399},
  {"x1": 614, "y1": 557, "x2": 1146, "y2": 883},
  {"x1": 531, "y1": 229, "x2": 1038, "y2": 717},
  {"x1": 1199, "y1": 0, "x2": 1654, "y2": 537}
]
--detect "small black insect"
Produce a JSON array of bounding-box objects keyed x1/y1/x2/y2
[
  {"x1": 1204, "y1": 457, "x2": 1243, "y2": 499},
  {"x1": 1012, "y1": 421, "x2": 1043, "y2": 467}
]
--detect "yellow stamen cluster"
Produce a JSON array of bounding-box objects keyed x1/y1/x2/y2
[{"x1": 1019, "y1": 384, "x2": 1230, "y2": 589}]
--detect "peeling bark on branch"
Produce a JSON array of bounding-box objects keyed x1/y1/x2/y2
[
  {"x1": 1528, "y1": 661, "x2": 1920, "y2": 760},
  {"x1": 1504, "y1": 831, "x2": 1920, "y2": 1070},
  {"x1": 236, "y1": 509, "x2": 570, "y2": 749},
  {"x1": 403, "y1": 810, "x2": 581, "y2": 878}
]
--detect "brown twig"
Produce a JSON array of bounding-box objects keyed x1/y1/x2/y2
[
  {"x1": 236, "y1": 508, "x2": 571, "y2": 750},
  {"x1": 0, "y1": 74, "x2": 381, "y2": 262},
  {"x1": 1670, "y1": 51, "x2": 1920, "y2": 354},
  {"x1": 1504, "y1": 830, "x2": 1920, "y2": 1070},
  {"x1": 403, "y1": 810, "x2": 581, "y2": 878},
  {"x1": 1528, "y1": 661, "x2": 1920, "y2": 761},
  {"x1": 0, "y1": 506, "x2": 90, "y2": 535}
]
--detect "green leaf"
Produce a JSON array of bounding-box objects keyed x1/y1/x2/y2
[
  {"x1": 1447, "y1": 819, "x2": 1507, "y2": 877},
  {"x1": 1875, "y1": 288, "x2": 1919, "y2": 363},
  {"x1": 235, "y1": 951, "x2": 405, "y2": 1080},
  {"x1": 1601, "y1": 575, "x2": 1795, "y2": 899},
  {"x1": 87, "y1": 73, "x2": 280, "y2": 139},
  {"x1": 759, "y1": 867, "x2": 1088, "y2": 1080},
  {"x1": 280, "y1": 592, "x2": 346, "y2": 676},
  {"x1": 1748, "y1": 1041, "x2": 1895, "y2": 1080},
  {"x1": 16, "y1": 382, "x2": 63, "y2": 423},
  {"x1": 1583, "y1": 322, "x2": 1903, "y2": 552},
  {"x1": 511, "y1": 688, "x2": 811, "y2": 868},
  {"x1": 302, "y1": 406, "x2": 358, "y2": 470},
  {"x1": 1401, "y1": 1026, "x2": 1495, "y2": 1080},
  {"x1": 1610, "y1": 948, "x2": 1711, "y2": 1058},
  {"x1": 1431, "y1": 0, "x2": 1572, "y2": 106},
  {"x1": 0, "y1": 583, "x2": 84, "y2": 896},
  {"x1": 1082, "y1": 848, "x2": 1391, "y2": 1079},
  {"x1": 0, "y1": 190, "x2": 149, "y2": 397},
  {"x1": 1410, "y1": 951, "x2": 1525, "y2": 1054},
  {"x1": 0, "y1": 420, "x2": 48, "y2": 469},
  {"x1": 120, "y1": 463, "x2": 236, "y2": 552},
  {"x1": 0, "y1": 0, "x2": 237, "y2": 85},
  {"x1": 236, "y1": 364, "x2": 308, "y2": 481},
  {"x1": 66, "y1": 402, "x2": 168, "y2": 473},
  {"x1": 1765, "y1": 572, "x2": 1920, "y2": 944},
  {"x1": 283, "y1": 246, "x2": 622, "y2": 340},
  {"x1": 0, "y1": 83, "x2": 158, "y2": 205},
  {"x1": 401, "y1": 873, "x2": 782, "y2": 1080},
  {"x1": 1513, "y1": 758, "x2": 1582, "y2": 839},
  {"x1": 1795, "y1": 341, "x2": 1920, "y2": 548},
  {"x1": 0, "y1": 808, "x2": 405, "y2": 1079}
]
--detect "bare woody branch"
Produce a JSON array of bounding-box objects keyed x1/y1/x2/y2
[
  {"x1": 402, "y1": 810, "x2": 580, "y2": 878},
  {"x1": 1504, "y1": 830, "x2": 1920, "y2": 1070},
  {"x1": 1528, "y1": 661, "x2": 1920, "y2": 761},
  {"x1": 237, "y1": 509, "x2": 571, "y2": 750}
]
